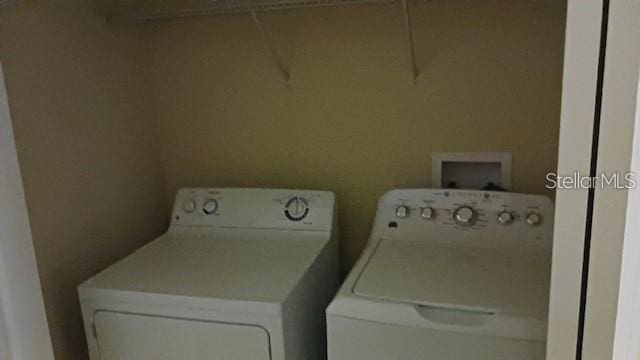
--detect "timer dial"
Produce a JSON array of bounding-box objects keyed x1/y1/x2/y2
[
  {"x1": 453, "y1": 206, "x2": 477, "y2": 226},
  {"x1": 202, "y1": 199, "x2": 219, "y2": 215},
  {"x1": 285, "y1": 197, "x2": 309, "y2": 221}
]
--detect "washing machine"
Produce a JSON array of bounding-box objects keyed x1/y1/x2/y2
[
  {"x1": 79, "y1": 188, "x2": 339, "y2": 360},
  {"x1": 327, "y1": 189, "x2": 553, "y2": 360}
]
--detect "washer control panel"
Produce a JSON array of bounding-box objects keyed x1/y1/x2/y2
[
  {"x1": 378, "y1": 189, "x2": 554, "y2": 250},
  {"x1": 171, "y1": 188, "x2": 335, "y2": 231}
]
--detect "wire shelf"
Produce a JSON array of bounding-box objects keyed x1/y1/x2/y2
[{"x1": 94, "y1": 0, "x2": 396, "y2": 21}]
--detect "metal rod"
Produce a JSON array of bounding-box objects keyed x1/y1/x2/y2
[
  {"x1": 249, "y1": 6, "x2": 291, "y2": 83},
  {"x1": 402, "y1": 0, "x2": 418, "y2": 83}
]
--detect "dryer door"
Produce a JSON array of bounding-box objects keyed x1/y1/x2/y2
[{"x1": 93, "y1": 311, "x2": 271, "y2": 360}]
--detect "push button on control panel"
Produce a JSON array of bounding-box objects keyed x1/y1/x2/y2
[
  {"x1": 182, "y1": 198, "x2": 197, "y2": 213},
  {"x1": 395, "y1": 205, "x2": 409, "y2": 219},
  {"x1": 420, "y1": 207, "x2": 436, "y2": 220},
  {"x1": 285, "y1": 196, "x2": 309, "y2": 221}
]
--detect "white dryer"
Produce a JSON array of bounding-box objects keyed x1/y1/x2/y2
[
  {"x1": 79, "y1": 188, "x2": 339, "y2": 360},
  {"x1": 327, "y1": 189, "x2": 553, "y2": 360}
]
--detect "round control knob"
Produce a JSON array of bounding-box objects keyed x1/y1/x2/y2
[
  {"x1": 395, "y1": 205, "x2": 409, "y2": 218},
  {"x1": 182, "y1": 198, "x2": 197, "y2": 213},
  {"x1": 453, "y1": 206, "x2": 477, "y2": 226},
  {"x1": 285, "y1": 197, "x2": 309, "y2": 221},
  {"x1": 202, "y1": 199, "x2": 219, "y2": 215},
  {"x1": 420, "y1": 207, "x2": 436, "y2": 220},
  {"x1": 525, "y1": 212, "x2": 542, "y2": 226},
  {"x1": 497, "y1": 211, "x2": 514, "y2": 225}
]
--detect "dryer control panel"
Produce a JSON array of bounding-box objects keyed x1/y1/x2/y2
[
  {"x1": 372, "y1": 189, "x2": 554, "y2": 251},
  {"x1": 171, "y1": 188, "x2": 335, "y2": 231}
]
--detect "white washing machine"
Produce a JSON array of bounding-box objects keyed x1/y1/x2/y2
[
  {"x1": 79, "y1": 188, "x2": 339, "y2": 360},
  {"x1": 327, "y1": 189, "x2": 553, "y2": 360}
]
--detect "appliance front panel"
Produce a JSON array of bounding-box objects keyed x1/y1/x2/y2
[
  {"x1": 94, "y1": 311, "x2": 271, "y2": 360},
  {"x1": 327, "y1": 315, "x2": 545, "y2": 360}
]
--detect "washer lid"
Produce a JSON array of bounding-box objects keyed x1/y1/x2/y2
[
  {"x1": 353, "y1": 239, "x2": 551, "y2": 319},
  {"x1": 80, "y1": 228, "x2": 330, "y2": 309}
]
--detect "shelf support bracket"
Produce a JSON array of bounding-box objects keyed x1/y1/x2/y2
[
  {"x1": 249, "y1": 5, "x2": 291, "y2": 83},
  {"x1": 402, "y1": 0, "x2": 418, "y2": 83}
]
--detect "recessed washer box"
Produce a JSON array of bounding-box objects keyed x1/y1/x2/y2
[{"x1": 431, "y1": 152, "x2": 512, "y2": 190}]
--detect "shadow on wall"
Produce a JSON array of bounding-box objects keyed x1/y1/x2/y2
[{"x1": 0, "y1": 2, "x2": 167, "y2": 359}]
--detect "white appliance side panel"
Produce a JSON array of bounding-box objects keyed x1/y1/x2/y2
[
  {"x1": 94, "y1": 311, "x2": 271, "y2": 360},
  {"x1": 281, "y1": 232, "x2": 340, "y2": 360}
]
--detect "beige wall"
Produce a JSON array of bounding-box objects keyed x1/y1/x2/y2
[
  {"x1": 0, "y1": 1, "x2": 566, "y2": 358},
  {"x1": 151, "y1": 1, "x2": 566, "y2": 269},
  {"x1": 0, "y1": 3, "x2": 167, "y2": 359}
]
